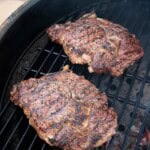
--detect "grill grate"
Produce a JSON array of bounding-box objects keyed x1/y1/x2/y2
[{"x1": 1, "y1": 1, "x2": 150, "y2": 150}]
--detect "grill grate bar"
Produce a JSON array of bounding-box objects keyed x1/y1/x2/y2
[
  {"x1": 111, "y1": 76, "x2": 125, "y2": 107},
  {"x1": 13, "y1": 112, "x2": 32, "y2": 145},
  {"x1": 134, "y1": 105, "x2": 150, "y2": 150},
  {"x1": 47, "y1": 49, "x2": 64, "y2": 73},
  {"x1": 34, "y1": 47, "x2": 56, "y2": 77},
  {"x1": 24, "y1": 68, "x2": 46, "y2": 75},
  {"x1": 22, "y1": 48, "x2": 46, "y2": 78},
  {"x1": 126, "y1": 73, "x2": 150, "y2": 83},
  {"x1": 0, "y1": 101, "x2": 10, "y2": 117},
  {"x1": 15, "y1": 125, "x2": 30, "y2": 150},
  {"x1": 106, "y1": 75, "x2": 125, "y2": 149},
  {"x1": 122, "y1": 78, "x2": 149, "y2": 147},
  {"x1": 121, "y1": 60, "x2": 150, "y2": 149},
  {"x1": 2, "y1": 116, "x2": 23, "y2": 150},
  {"x1": 28, "y1": 134, "x2": 38, "y2": 150},
  {"x1": 118, "y1": 61, "x2": 141, "y2": 122},
  {"x1": 107, "y1": 93, "x2": 147, "y2": 110},
  {"x1": 41, "y1": 144, "x2": 46, "y2": 150},
  {"x1": 44, "y1": 49, "x2": 67, "y2": 58},
  {"x1": 0, "y1": 109, "x2": 16, "y2": 135}
]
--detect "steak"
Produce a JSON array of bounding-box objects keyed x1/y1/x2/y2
[
  {"x1": 47, "y1": 13, "x2": 144, "y2": 76},
  {"x1": 10, "y1": 69, "x2": 117, "y2": 150}
]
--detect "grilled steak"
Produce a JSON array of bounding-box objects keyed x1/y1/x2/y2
[
  {"x1": 10, "y1": 69, "x2": 117, "y2": 150},
  {"x1": 47, "y1": 13, "x2": 144, "y2": 76}
]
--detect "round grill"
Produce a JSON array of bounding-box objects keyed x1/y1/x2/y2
[{"x1": 1, "y1": 1, "x2": 150, "y2": 150}]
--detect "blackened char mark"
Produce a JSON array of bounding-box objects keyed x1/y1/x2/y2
[
  {"x1": 70, "y1": 47, "x2": 83, "y2": 55},
  {"x1": 73, "y1": 114, "x2": 87, "y2": 126}
]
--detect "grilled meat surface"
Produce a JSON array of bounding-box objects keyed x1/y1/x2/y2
[
  {"x1": 47, "y1": 13, "x2": 144, "y2": 76},
  {"x1": 10, "y1": 69, "x2": 117, "y2": 150}
]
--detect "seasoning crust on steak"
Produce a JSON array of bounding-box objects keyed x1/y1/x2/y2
[
  {"x1": 10, "y1": 69, "x2": 117, "y2": 150},
  {"x1": 47, "y1": 13, "x2": 144, "y2": 76}
]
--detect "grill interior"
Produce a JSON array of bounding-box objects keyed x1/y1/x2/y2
[{"x1": 1, "y1": 1, "x2": 150, "y2": 150}]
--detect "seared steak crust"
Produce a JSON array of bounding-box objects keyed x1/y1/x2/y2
[
  {"x1": 47, "y1": 13, "x2": 144, "y2": 76},
  {"x1": 10, "y1": 70, "x2": 117, "y2": 150}
]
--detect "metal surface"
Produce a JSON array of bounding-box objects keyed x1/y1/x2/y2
[
  {"x1": 0, "y1": 0, "x2": 39, "y2": 40},
  {"x1": 1, "y1": 1, "x2": 150, "y2": 150}
]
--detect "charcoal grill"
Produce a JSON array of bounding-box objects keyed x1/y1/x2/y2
[{"x1": 0, "y1": 0, "x2": 150, "y2": 149}]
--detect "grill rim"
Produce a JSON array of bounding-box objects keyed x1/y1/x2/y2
[{"x1": 0, "y1": 0, "x2": 39, "y2": 41}]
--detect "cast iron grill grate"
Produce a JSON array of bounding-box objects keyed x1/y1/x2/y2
[{"x1": 1, "y1": 1, "x2": 150, "y2": 150}]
